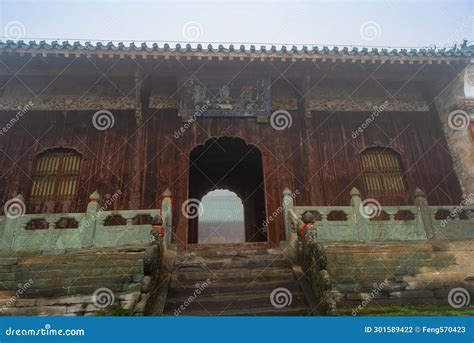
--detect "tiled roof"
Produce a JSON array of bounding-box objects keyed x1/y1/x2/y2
[{"x1": 1, "y1": 40, "x2": 473, "y2": 63}]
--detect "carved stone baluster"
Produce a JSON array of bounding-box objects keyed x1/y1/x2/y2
[
  {"x1": 282, "y1": 188, "x2": 294, "y2": 240},
  {"x1": 82, "y1": 191, "x2": 100, "y2": 248},
  {"x1": 161, "y1": 189, "x2": 173, "y2": 248},
  {"x1": 388, "y1": 211, "x2": 395, "y2": 221},
  {"x1": 350, "y1": 187, "x2": 369, "y2": 242},
  {"x1": 2, "y1": 194, "x2": 26, "y2": 252},
  {"x1": 47, "y1": 216, "x2": 58, "y2": 229},
  {"x1": 413, "y1": 187, "x2": 434, "y2": 239}
]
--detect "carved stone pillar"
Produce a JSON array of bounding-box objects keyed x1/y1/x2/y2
[
  {"x1": 82, "y1": 191, "x2": 100, "y2": 248},
  {"x1": 434, "y1": 62, "x2": 474, "y2": 200},
  {"x1": 350, "y1": 187, "x2": 369, "y2": 242}
]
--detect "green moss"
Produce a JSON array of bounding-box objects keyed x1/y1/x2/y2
[
  {"x1": 95, "y1": 305, "x2": 135, "y2": 316},
  {"x1": 337, "y1": 305, "x2": 474, "y2": 316}
]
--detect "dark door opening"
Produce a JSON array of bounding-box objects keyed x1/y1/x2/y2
[{"x1": 188, "y1": 137, "x2": 267, "y2": 244}]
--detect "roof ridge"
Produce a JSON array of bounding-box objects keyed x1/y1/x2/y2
[{"x1": 0, "y1": 39, "x2": 472, "y2": 60}]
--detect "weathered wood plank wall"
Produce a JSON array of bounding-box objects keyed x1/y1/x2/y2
[{"x1": 0, "y1": 108, "x2": 462, "y2": 247}]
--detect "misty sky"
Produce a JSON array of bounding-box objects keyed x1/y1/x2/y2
[{"x1": 0, "y1": 0, "x2": 472, "y2": 48}]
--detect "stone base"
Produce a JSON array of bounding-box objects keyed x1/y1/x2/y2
[
  {"x1": 303, "y1": 240, "x2": 474, "y2": 314},
  {"x1": 0, "y1": 247, "x2": 154, "y2": 316}
]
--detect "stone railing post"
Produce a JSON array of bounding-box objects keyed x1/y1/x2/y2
[
  {"x1": 161, "y1": 189, "x2": 172, "y2": 248},
  {"x1": 1, "y1": 194, "x2": 25, "y2": 252},
  {"x1": 282, "y1": 187, "x2": 294, "y2": 241},
  {"x1": 413, "y1": 188, "x2": 434, "y2": 239},
  {"x1": 350, "y1": 187, "x2": 369, "y2": 242},
  {"x1": 82, "y1": 191, "x2": 100, "y2": 248}
]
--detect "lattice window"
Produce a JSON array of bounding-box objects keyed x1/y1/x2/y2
[
  {"x1": 359, "y1": 148, "x2": 406, "y2": 196},
  {"x1": 30, "y1": 149, "x2": 82, "y2": 202}
]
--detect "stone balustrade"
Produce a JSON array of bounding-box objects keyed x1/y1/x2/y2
[
  {"x1": 283, "y1": 186, "x2": 474, "y2": 315},
  {"x1": 0, "y1": 190, "x2": 173, "y2": 252},
  {"x1": 283, "y1": 187, "x2": 474, "y2": 243}
]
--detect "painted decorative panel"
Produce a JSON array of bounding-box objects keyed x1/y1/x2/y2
[{"x1": 178, "y1": 73, "x2": 271, "y2": 117}]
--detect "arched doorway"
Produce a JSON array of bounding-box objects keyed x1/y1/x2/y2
[
  {"x1": 188, "y1": 137, "x2": 267, "y2": 244},
  {"x1": 198, "y1": 189, "x2": 245, "y2": 244}
]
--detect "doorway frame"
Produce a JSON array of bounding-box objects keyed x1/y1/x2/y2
[{"x1": 184, "y1": 136, "x2": 269, "y2": 248}]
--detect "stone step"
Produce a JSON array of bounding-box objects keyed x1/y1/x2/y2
[
  {"x1": 165, "y1": 289, "x2": 307, "y2": 312},
  {"x1": 177, "y1": 252, "x2": 289, "y2": 263},
  {"x1": 0, "y1": 267, "x2": 142, "y2": 280},
  {"x1": 12, "y1": 261, "x2": 144, "y2": 271},
  {"x1": 167, "y1": 280, "x2": 303, "y2": 297},
  {"x1": 0, "y1": 305, "x2": 84, "y2": 316},
  {"x1": 323, "y1": 243, "x2": 434, "y2": 253},
  {"x1": 0, "y1": 275, "x2": 138, "y2": 290},
  {"x1": 181, "y1": 247, "x2": 277, "y2": 258},
  {"x1": 172, "y1": 267, "x2": 296, "y2": 282},
  {"x1": 175, "y1": 257, "x2": 292, "y2": 271},
  {"x1": 338, "y1": 296, "x2": 448, "y2": 307},
  {"x1": 169, "y1": 306, "x2": 312, "y2": 316},
  {"x1": 2, "y1": 283, "x2": 128, "y2": 298},
  {"x1": 186, "y1": 243, "x2": 268, "y2": 250},
  {"x1": 158, "y1": 246, "x2": 314, "y2": 316},
  {"x1": 17, "y1": 253, "x2": 144, "y2": 265}
]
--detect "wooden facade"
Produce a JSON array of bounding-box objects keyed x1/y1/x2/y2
[{"x1": 0, "y1": 43, "x2": 469, "y2": 248}]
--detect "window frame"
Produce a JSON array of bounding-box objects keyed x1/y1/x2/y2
[
  {"x1": 29, "y1": 148, "x2": 82, "y2": 203},
  {"x1": 359, "y1": 147, "x2": 408, "y2": 197}
]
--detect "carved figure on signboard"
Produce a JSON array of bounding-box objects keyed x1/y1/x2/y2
[
  {"x1": 219, "y1": 85, "x2": 230, "y2": 100},
  {"x1": 216, "y1": 85, "x2": 233, "y2": 110},
  {"x1": 239, "y1": 85, "x2": 255, "y2": 110},
  {"x1": 179, "y1": 74, "x2": 269, "y2": 117},
  {"x1": 192, "y1": 85, "x2": 208, "y2": 107}
]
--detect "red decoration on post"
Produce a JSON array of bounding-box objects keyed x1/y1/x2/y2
[
  {"x1": 300, "y1": 211, "x2": 315, "y2": 242},
  {"x1": 150, "y1": 215, "x2": 164, "y2": 244},
  {"x1": 152, "y1": 225, "x2": 164, "y2": 237},
  {"x1": 300, "y1": 223, "x2": 313, "y2": 242}
]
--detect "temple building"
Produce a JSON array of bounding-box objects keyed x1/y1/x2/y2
[{"x1": 0, "y1": 40, "x2": 473, "y2": 316}]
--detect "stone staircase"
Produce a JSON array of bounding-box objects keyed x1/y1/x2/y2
[
  {"x1": 161, "y1": 244, "x2": 316, "y2": 316},
  {"x1": 0, "y1": 248, "x2": 149, "y2": 316}
]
